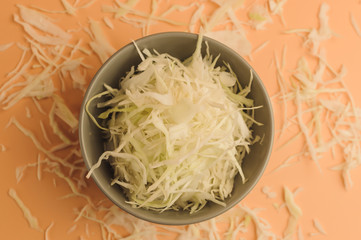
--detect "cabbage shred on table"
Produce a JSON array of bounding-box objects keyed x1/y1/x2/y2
[{"x1": 86, "y1": 34, "x2": 260, "y2": 213}]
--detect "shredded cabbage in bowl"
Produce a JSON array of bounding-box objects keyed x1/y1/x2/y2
[{"x1": 86, "y1": 33, "x2": 262, "y2": 214}]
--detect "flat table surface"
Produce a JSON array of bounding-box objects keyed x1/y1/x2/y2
[{"x1": 1, "y1": 0, "x2": 361, "y2": 239}]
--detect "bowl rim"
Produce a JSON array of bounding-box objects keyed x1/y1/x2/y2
[{"x1": 79, "y1": 31, "x2": 274, "y2": 225}]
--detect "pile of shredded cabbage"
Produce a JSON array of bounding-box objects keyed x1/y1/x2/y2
[{"x1": 86, "y1": 34, "x2": 259, "y2": 213}]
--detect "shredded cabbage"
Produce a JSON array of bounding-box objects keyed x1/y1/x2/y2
[
  {"x1": 0, "y1": 143, "x2": 6, "y2": 152},
  {"x1": 312, "y1": 218, "x2": 327, "y2": 235},
  {"x1": 17, "y1": 5, "x2": 71, "y2": 40},
  {"x1": 44, "y1": 222, "x2": 54, "y2": 240},
  {"x1": 0, "y1": 42, "x2": 14, "y2": 51},
  {"x1": 8, "y1": 188, "x2": 43, "y2": 232},
  {"x1": 103, "y1": 16, "x2": 114, "y2": 29},
  {"x1": 305, "y1": 3, "x2": 333, "y2": 55},
  {"x1": 283, "y1": 186, "x2": 302, "y2": 239},
  {"x1": 205, "y1": 30, "x2": 252, "y2": 57},
  {"x1": 88, "y1": 18, "x2": 117, "y2": 63},
  {"x1": 268, "y1": 0, "x2": 288, "y2": 23},
  {"x1": 261, "y1": 185, "x2": 277, "y2": 199},
  {"x1": 274, "y1": 37, "x2": 361, "y2": 188},
  {"x1": 86, "y1": 33, "x2": 259, "y2": 213},
  {"x1": 189, "y1": 4, "x2": 204, "y2": 33},
  {"x1": 248, "y1": 4, "x2": 272, "y2": 30},
  {"x1": 350, "y1": 12, "x2": 361, "y2": 38}
]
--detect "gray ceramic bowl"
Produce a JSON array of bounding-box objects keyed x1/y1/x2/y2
[{"x1": 79, "y1": 32, "x2": 274, "y2": 225}]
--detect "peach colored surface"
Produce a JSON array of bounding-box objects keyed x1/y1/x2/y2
[{"x1": 1, "y1": 0, "x2": 361, "y2": 239}]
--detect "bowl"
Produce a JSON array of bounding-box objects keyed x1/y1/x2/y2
[{"x1": 79, "y1": 32, "x2": 274, "y2": 225}]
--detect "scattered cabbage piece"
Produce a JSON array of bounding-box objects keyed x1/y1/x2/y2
[
  {"x1": 17, "y1": 5, "x2": 71, "y2": 40},
  {"x1": 61, "y1": 0, "x2": 77, "y2": 15},
  {"x1": 2, "y1": 68, "x2": 56, "y2": 110},
  {"x1": 0, "y1": 143, "x2": 6, "y2": 152},
  {"x1": 161, "y1": 204, "x2": 274, "y2": 240},
  {"x1": 103, "y1": 16, "x2": 114, "y2": 29},
  {"x1": 203, "y1": 0, "x2": 243, "y2": 32},
  {"x1": 10, "y1": 117, "x2": 78, "y2": 170},
  {"x1": 39, "y1": 120, "x2": 51, "y2": 144},
  {"x1": 0, "y1": 42, "x2": 14, "y2": 51},
  {"x1": 305, "y1": 3, "x2": 333, "y2": 55},
  {"x1": 160, "y1": 2, "x2": 198, "y2": 18},
  {"x1": 51, "y1": 168, "x2": 93, "y2": 205},
  {"x1": 268, "y1": 0, "x2": 288, "y2": 24},
  {"x1": 202, "y1": 0, "x2": 251, "y2": 59},
  {"x1": 312, "y1": 218, "x2": 327, "y2": 235},
  {"x1": 298, "y1": 226, "x2": 305, "y2": 240},
  {"x1": 284, "y1": 2, "x2": 333, "y2": 55},
  {"x1": 350, "y1": 12, "x2": 361, "y2": 38},
  {"x1": 251, "y1": 40, "x2": 270, "y2": 57},
  {"x1": 75, "y1": 204, "x2": 159, "y2": 240},
  {"x1": 60, "y1": 57, "x2": 89, "y2": 90},
  {"x1": 14, "y1": 5, "x2": 71, "y2": 46},
  {"x1": 239, "y1": 204, "x2": 277, "y2": 239},
  {"x1": 48, "y1": 94, "x2": 79, "y2": 144},
  {"x1": 88, "y1": 19, "x2": 117, "y2": 63},
  {"x1": 205, "y1": 30, "x2": 252, "y2": 57},
  {"x1": 274, "y1": 46, "x2": 361, "y2": 188},
  {"x1": 52, "y1": 94, "x2": 79, "y2": 131},
  {"x1": 248, "y1": 4, "x2": 272, "y2": 30},
  {"x1": 15, "y1": 157, "x2": 44, "y2": 183},
  {"x1": 268, "y1": 0, "x2": 288, "y2": 15},
  {"x1": 262, "y1": 185, "x2": 277, "y2": 198},
  {"x1": 189, "y1": 4, "x2": 204, "y2": 33},
  {"x1": 31, "y1": 0, "x2": 96, "y2": 15},
  {"x1": 103, "y1": 0, "x2": 140, "y2": 18},
  {"x1": 295, "y1": 89, "x2": 321, "y2": 170},
  {"x1": 86, "y1": 34, "x2": 259, "y2": 213},
  {"x1": 49, "y1": 103, "x2": 72, "y2": 144},
  {"x1": 8, "y1": 188, "x2": 43, "y2": 232},
  {"x1": 283, "y1": 186, "x2": 302, "y2": 240},
  {"x1": 44, "y1": 222, "x2": 54, "y2": 240},
  {"x1": 101, "y1": 0, "x2": 185, "y2": 32}
]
